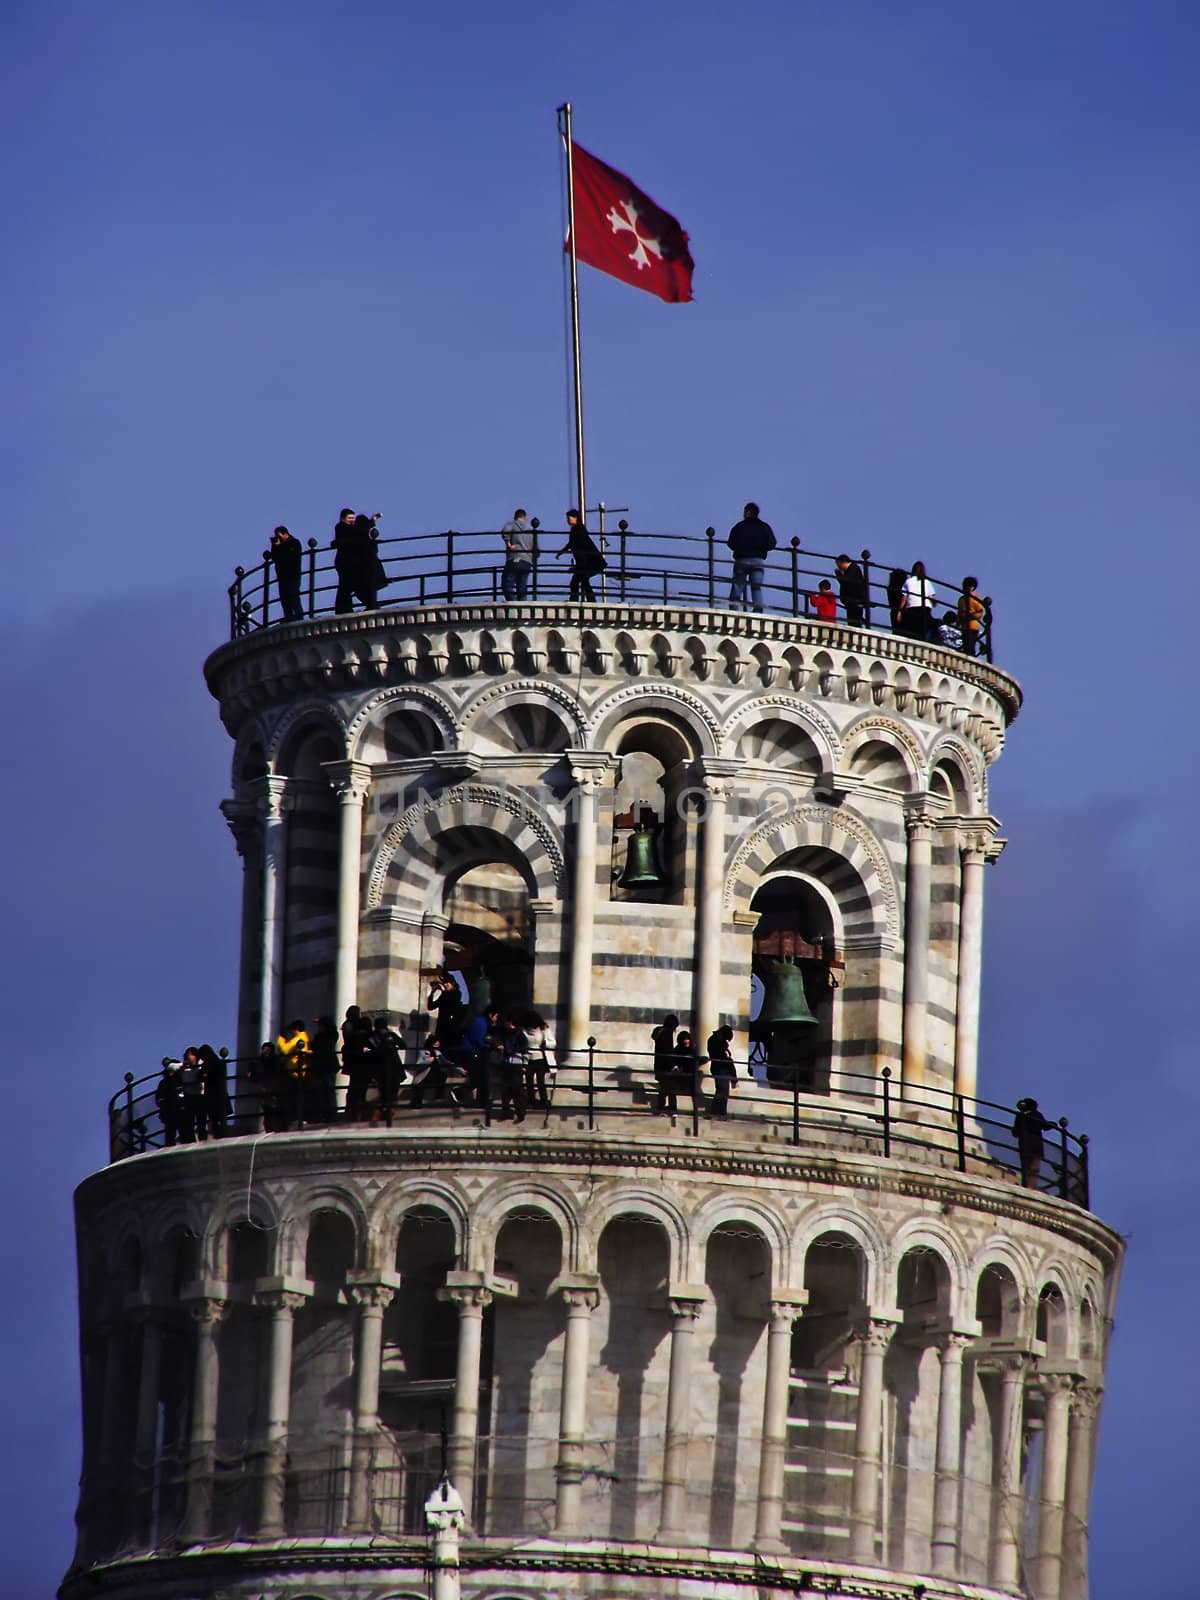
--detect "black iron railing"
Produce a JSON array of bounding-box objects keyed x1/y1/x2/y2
[
  {"x1": 108, "y1": 1049, "x2": 1086, "y2": 1208},
  {"x1": 227, "y1": 527, "x2": 995, "y2": 662}
]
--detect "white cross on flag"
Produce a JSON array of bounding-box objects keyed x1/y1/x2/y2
[{"x1": 568, "y1": 141, "x2": 694, "y2": 303}]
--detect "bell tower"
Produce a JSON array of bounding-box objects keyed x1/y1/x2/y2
[{"x1": 64, "y1": 527, "x2": 1121, "y2": 1600}]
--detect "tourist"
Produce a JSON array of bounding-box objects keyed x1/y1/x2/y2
[
  {"x1": 501, "y1": 508, "x2": 535, "y2": 600},
  {"x1": 198, "y1": 1044, "x2": 229, "y2": 1138},
  {"x1": 557, "y1": 510, "x2": 604, "y2": 602},
  {"x1": 255, "y1": 1040, "x2": 287, "y2": 1132},
  {"x1": 341, "y1": 1009, "x2": 374, "y2": 1123},
  {"x1": 269, "y1": 525, "x2": 305, "y2": 621},
  {"x1": 835, "y1": 554, "x2": 868, "y2": 624},
  {"x1": 958, "y1": 576, "x2": 985, "y2": 657},
  {"x1": 309, "y1": 1015, "x2": 340, "y2": 1124},
  {"x1": 498, "y1": 1016, "x2": 528, "y2": 1123},
  {"x1": 811, "y1": 580, "x2": 838, "y2": 620},
  {"x1": 727, "y1": 502, "x2": 777, "y2": 611},
  {"x1": 899, "y1": 560, "x2": 937, "y2": 640},
  {"x1": 1013, "y1": 1097, "x2": 1055, "y2": 1189},
  {"x1": 276, "y1": 1020, "x2": 311, "y2": 1126},
  {"x1": 371, "y1": 1016, "x2": 406, "y2": 1118},
  {"x1": 650, "y1": 1013, "x2": 681, "y2": 1114},
  {"x1": 331, "y1": 507, "x2": 380, "y2": 613},
  {"x1": 935, "y1": 610, "x2": 963, "y2": 650},
  {"x1": 522, "y1": 1010, "x2": 555, "y2": 1110},
  {"x1": 706, "y1": 1025, "x2": 737, "y2": 1117},
  {"x1": 179, "y1": 1047, "x2": 207, "y2": 1142},
  {"x1": 672, "y1": 1030, "x2": 708, "y2": 1115},
  {"x1": 156, "y1": 1058, "x2": 184, "y2": 1147},
  {"x1": 887, "y1": 568, "x2": 908, "y2": 631}
]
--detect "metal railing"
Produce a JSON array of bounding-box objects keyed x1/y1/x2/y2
[
  {"x1": 226, "y1": 526, "x2": 995, "y2": 661},
  {"x1": 107, "y1": 1047, "x2": 1087, "y2": 1208}
]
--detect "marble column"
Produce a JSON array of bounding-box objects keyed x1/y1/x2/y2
[
  {"x1": 182, "y1": 1294, "x2": 229, "y2": 1544},
  {"x1": 129, "y1": 1298, "x2": 163, "y2": 1544},
  {"x1": 753, "y1": 1291, "x2": 807, "y2": 1551},
  {"x1": 220, "y1": 799, "x2": 263, "y2": 1067},
  {"x1": 323, "y1": 760, "x2": 372, "y2": 1027},
  {"x1": 692, "y1": 763, "x2": 737, "y2": 1047},
  {"x1": 1034, "y1": 1373, "x2": 1075, "y2": 1600},
  {"x1": 658, "y1": 1288, "x2": 706, "y2": 1543},
  {"x1": 254, "y1": 1283, "x2": 308, "y2": 1539},
  {"x1": 442, "y1": 1273, "x2": 493, "y2": 1522},
  {"x1": 554, "y1": 1277, "x2": 600, "y2": 1534},
  {"x1": 850, "y1": 1317, "x2": 896, "y2": 1564},
  {"x1": 347, "y1": 1275, "x2": 397, "y2": 1532},
  {"x1": 902, "y1": 809, "x2": 933, "y2": 1092},
  {"x1": 566, "y1": 754, "x2": 610, "y2": 1055},
  {"x1": 1061, "y1": 1383, "x2": 1100, "y2": 1600},
  {"x1": 989, "y1": 1354, "x2": 1031, "y2": 1590},
  {"x1": 256, "y1": 777, "x2": 289, "y2": 1043},
  {"x1": 954, "y1": 836, "x2": 986, "y2": 1102},
  {"x1": 931, "y1": 1331, "x2": 973, "y2": 1576}
]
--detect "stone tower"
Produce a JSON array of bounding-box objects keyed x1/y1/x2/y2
[{"x1": 64, "y1": 529, "x2": 1121, "y2": 1600}]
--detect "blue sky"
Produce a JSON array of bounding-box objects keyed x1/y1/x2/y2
[{"x1": 3, "y1": 3, "x2": 1197, "y2": 1594}]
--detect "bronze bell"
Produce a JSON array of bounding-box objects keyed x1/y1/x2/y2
[
  {"x1": 618, "y1": 821, "x2": 666, "y2": 891},
  {"x1": 756, "y1": 957, "x2": 819, "y2": 1027}
]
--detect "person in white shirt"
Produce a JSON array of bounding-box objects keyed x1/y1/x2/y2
[{"x1": 899, "y1": 560, "x2": 937, "y2": 640}]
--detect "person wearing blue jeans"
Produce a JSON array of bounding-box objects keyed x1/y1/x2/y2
[
  {"x1": 501, "y1": 509, "x2": 534, "y2": 600},
  {"x1": 727, "y1": 502, "x2": 777, "y2": 610}
]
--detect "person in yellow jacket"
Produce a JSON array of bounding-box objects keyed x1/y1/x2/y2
[
  {"x1": 275, "y1": 1020, "x2": 311, "y2": 1125},
  {"x1": 957, "y1": 576, "x2": 985, "y2": 658}
]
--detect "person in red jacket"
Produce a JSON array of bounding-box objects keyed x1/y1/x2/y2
[{"x1": 811, "y1": 580, "x2": 838, "y2": 620}]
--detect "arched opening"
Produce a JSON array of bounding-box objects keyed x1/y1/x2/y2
[
  {"x1": 750, "y1": 875, "x2": 837, "y2": 1093},
  {"x1": 734, "y1": 715, "x2": 821, "y2": 776},
  {"x1": 378, "y1": 1208, "x2": 461, "y2": 1533},
  {"x1": 1037, "y1": 1283, "x2": 1068, "y2": 1358},
  {"x1": 596, "y1": 1214, "x2": 672, "y2": 1541},
  {"x1": 846, "y1": 737, "x2": 913, "y2": 792},
  {"x1": 483, "y1": 1210, "x2": 565, "y2": 1536},
  {"x1": 975, "y1": 1264, "x2": 1021, "y2": 1340},
  {"x1": 701, "y1": 1223, "x2": 771, "y2": 1549},
  {"x1": 787, "y1": 1232, "x2": 868, "y2": 1556},
  {"x1": 1080, "y1": 1299, "x2": 1097, "y2": 1361},
  {"x1": 608, "y1": 717, "x2": 697, "y2": 903},
  {"x1": 888, "y1": 1248, "x2": 953, "y2": 1570},
  {"x1": 931, "y1": 758, "x2": 971, "y2": 814},
  {"x1": 150, "y1": 1228, "x2": 201, "y2": 1542},
  {"x1": 443, "y1": 860, "x2": 532, "y2": 1021},
  {"x1": 214, "y1": 1220, "x2": 271, "y2": 1537},
  {"x1": 287, "y1": 1210, "x2": 357, "y2": 1536}
]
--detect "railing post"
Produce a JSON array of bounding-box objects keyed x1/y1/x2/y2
[
  {"x1": 307, "y1": 538, "x2": 318, "y2": 617},
  {"x1": 531, "y1": 518, "x2": 540, "y2": 599},
  {"x1": 955, "y1": 1093, "x2": 967, "y2": 1172},
  {"x1": 881, "y1": 1066, "x2": 892, "y2": 1158},
  {"x1": 228, "y1": 573, "x2": 241, "y2": 640},
  {"x1": 860, "y1": 548, "x2": 873, "y2": 629},
  {"x1": 586, "y1": 1037, "x2": 596, "y2": 1131},
  {"x1": 619, "y1": 519, "x2": 629, "y2": 602},
  {"x1": 691, "y1": 1063, "x2": 700, "y2": 1138},
  {"x1": 706, "y1": 527, "x2": 715, "y2": 608},
  {"x1": 790, "y1": 537, "x2": 801, "y2": 616},
  {"x1": 445, "y1": 530, "x2": 455, "y2": 604},
  {"x1": 240, "y1": 600, "x2": 253, "y2": 635},
  {"x1": 122, "y1": 1073, "x2": 136, "y2": 1158},
  {"x1": 983, "y1": 595, "x2": 995, "y2": 662},
  {"x1": 1079, "y1": 1133, "x2": 1090, "y2": 1209},
  {"x1": 1057, "y1": 1117, "x2": 1070, "y2": 1199},
  {"x1": 260, "y1": 550, "x2": 273, "y2": 628},
  {"x1": 791, "y1": 1063, "x2": 800, "y2": 1147}
]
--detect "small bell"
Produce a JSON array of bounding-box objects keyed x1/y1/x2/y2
[
  {"x1": 618, "y1": 820, "x2": 666, "y2": 892},
  {"x1": 756, "y1": 957, "x2": 819, "y2": 1027}
]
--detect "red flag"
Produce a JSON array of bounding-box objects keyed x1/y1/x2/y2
[{"x1": 568, "y1": 141, "x2": 694, "y2": 303}]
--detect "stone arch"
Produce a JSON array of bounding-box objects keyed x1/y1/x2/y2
[
  {"x1": 971, "y1": 1235, "x2": 1035, "y2": 1301},
  {"x1": 267, "y1": 698, "x2": 348, "y2": 770},
  {"x1": 927, "y1": 732, "x2": 984, "y2": 812},
  {"x1": 720, "y1": 693, "x2": 840, "y2": 769},
  {"x1": 887, "y1": 1219, "x2": 972, "y2": 1326},
  {"x1": 725, "y1": 804, "x2": 900, "y2": 946},
  {"x1": 281, "y1": 1184, "x2": 368, "y2": 1279},
  {"x1": 366, "y1": 784, "x2": 564, "y2": 912},
  {"x1": 581, "y1": 1186, "x2": 689, "y2": 1279},
  {"x1": 840, "y1": 714, "x2": 924, "y2": 792},
  {"x1": 460, "y1": 680, "x2": 582, "y2": 755},
  {"x1": 1036, "y1": 1278, "x2": 1071, "y2": 1359},
  {"x1": 794, "y1": 1207, "x2": 885, "y2": 1309},
  {"x1": 589, "y1": 682, "x2": 720, "y2": 759},
  {"x1": 146, "y1": 1198, "x2": 206, "y2": 1267},
  {"x1": 231, "y1": 722, "x2": 269, "y2": 788},
  {"x1": 374, "y1": 1177, "x2": 470, "y2": 1265},
  {"x1": 973, "y1": 1239, "x2": 1034, "y2": 1340},
  {"x1": 469, "y1": 1177, "x2": 579, "y2": 1275},
  {"x1": 690, "y1": 1194, "x2": 790, "y2": 1284},
  {"x1": 204, "y1": 1190, "x2": 280, "y2": 1278},
  {"x1": 346, "y1": 685, "x2": 458, "y2": 763}
]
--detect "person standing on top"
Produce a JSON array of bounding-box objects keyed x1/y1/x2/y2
[
  {"x1": 557, "y1": 509, "x2": 604, "y2": 602},
  {"x1": 957, "y1": 576, "x2": 985, "y2": 657},
  {"x1": 706, "y1": 1025, "x2": 737, "y2": 1118},
  {"x1": 332, "y1": 507, "x2": 380, "y2": 613},
  {"x1": 270, "y1": 525, "x2": 305, "y2": 621},
  {"x1": 156, "y1": 1058, "x2": 184, "y2": 1147},
  {"x1": 198, "y1": 1044, "x2": 229, "y2": 1139},
  {"x1": 727, "y1": 503, "x2": 777, "y2": 611},
  {"x1": 835, "y1": 554, "x2": 868, "y2": 625},
  {"x1": 899, "y1": 560, "x2": 937, "y2": 640},
  {"x1": 811, "y1": 580, "x2": 838, "y2": 620},
  {"x1": 501, "y1": 509, "x2": 536, "y2": 601}
]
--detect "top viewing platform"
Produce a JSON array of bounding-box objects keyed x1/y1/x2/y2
[{"x1": 226, "y1": 520, "x2": 998, "y2": 662}]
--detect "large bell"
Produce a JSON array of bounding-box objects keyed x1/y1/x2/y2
[
  {"x1": 618, "y1": 821, "x2": 666, "y2": 891},
  {"x1": 756, "y1": 957, "x2": 819, "y2": 1027}
]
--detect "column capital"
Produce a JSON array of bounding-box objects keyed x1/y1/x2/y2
[
  {"x1": 184, "y1": 1295, "x2": 230, "y2": 1327},
  {"x1": 667, "y1": 1283, "x2": 707, "y2": 1321},
  {"x1": 556, "y1": 1272, "x2": 601, "y2": 1311},
  {"x1": 346, "y1": 1267, "x2": 401, "y2": 1311},
  {"x1": 1036, "y1": 1370, "x2": 1077, "y2": 1398},
  {"x1": 854, "y1": 1314, "x2": 900, "y2": 1353},
  {"x1": 1070, "y1": 1380, "x2": 1103, "y2": 1421},
  {"x1": 934, "y1": 1328, "x2": 977, "y2": 1356},
  {"x1": 323, "y1": 758, "x2": 372, "y2": 803},
  {"x1": 566, "y1": 750, "x2": 613, "y2": 791},
  {"x1": 250, "y1": 773, "x2": 290, "y2": 820},
  {"x1": 219, "y1": 798, "x2": 258, "y2": 855},
  {"x1": 904, "y1": 797, "x2": 947, "y2": 836},
  {"x1": 257, "y1": 1289, "x2": 308, "y2": 1314},
  {"x1": 768, "y1": 1291, "x2": 808, "y2": 1332},
  {"x1": 441, "y1": 1269, "x2": 493, "y2": 1311}
]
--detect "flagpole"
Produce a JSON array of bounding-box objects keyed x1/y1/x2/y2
[{"x1": 557, "y1": 102, "x2": 587, "y2": 525}]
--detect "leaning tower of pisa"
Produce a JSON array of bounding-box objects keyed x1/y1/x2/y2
[{"x1": 64, "y1": 528, "x2": 1121, "y2": 1600}]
